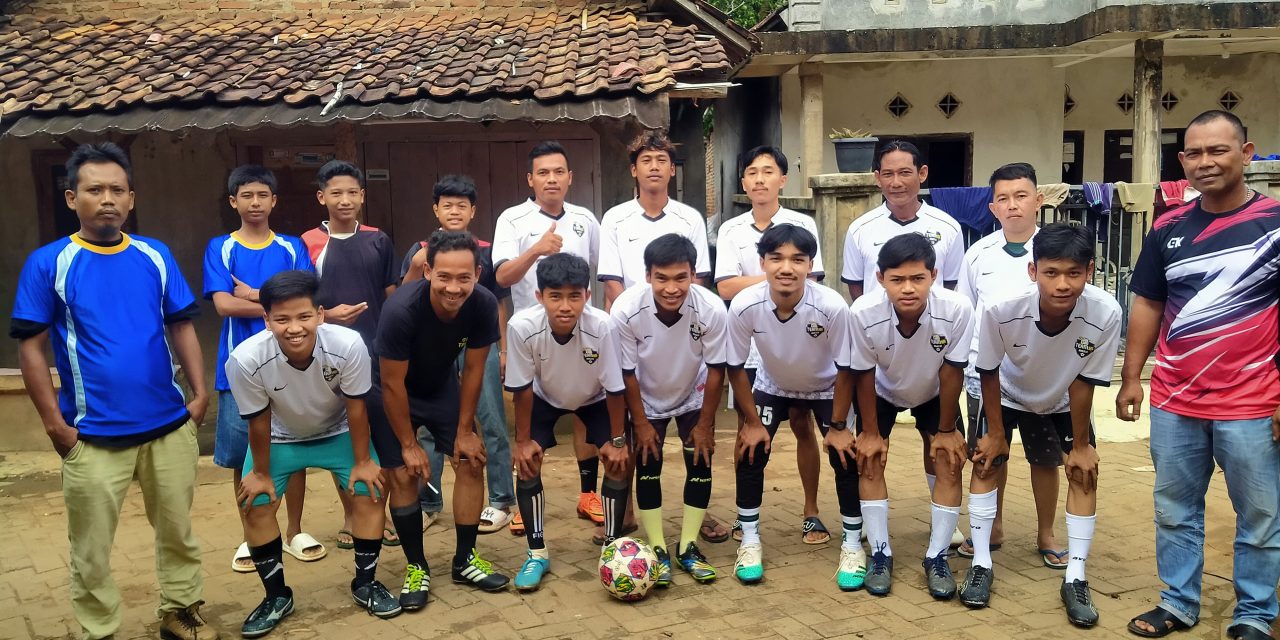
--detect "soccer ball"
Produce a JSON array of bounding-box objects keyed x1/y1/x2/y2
[{"x1": 598, "y1": 536, "x2": 660, "y2": 601}]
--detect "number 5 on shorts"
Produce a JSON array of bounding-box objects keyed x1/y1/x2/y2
[{"x1": 755, "y1": 405, "x2": 773, "y2": 426}]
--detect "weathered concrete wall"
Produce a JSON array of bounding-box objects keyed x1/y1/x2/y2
[
  {"x1": 710, "y1": 77, "x2": 783, "y2": 229},
  {"x1": 816, "y1": 0, "x2": 1258, "y2": 32}
]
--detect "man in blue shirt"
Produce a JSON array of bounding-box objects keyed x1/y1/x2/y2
[
  {"x1": 203, "y1": 164, "x2": 320, "y2": 572},
  {"x1": 11, "y1": 143, "x2": 221, "y2": 640}
]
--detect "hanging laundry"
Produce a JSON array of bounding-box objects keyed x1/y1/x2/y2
[
  {"x1": 1038, "y1": 183, "x2": 1070, "y2": 207},
  {"x1": 1082, "y1": 182, "x2": 1115, "y2": 214},
  {"x1": 1114, "y1": 182, "x2": 1157, "y2": 214},
  {"x1": 1158, "y1": 180, "x2": 1200, "y2": 207},
  {"x1": 928, "y1": 186, "x2": 995, "y2": 233}
]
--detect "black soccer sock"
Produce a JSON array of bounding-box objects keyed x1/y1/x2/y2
[
  {"x1": 454, "y1": 524, "x2": 479, "y2": 566},
  {"x1": 828, "y1": 447, "x2": 862, "y2": 518},
  {"x1": 352, "y1": 537, "x2": 381, "y2": 588},
  {"x1": 389, "y1": 503, "x2": 428, "y2": 568},
  {"x1": 635, "y1": 451, "x2": 664, "y2": 511},
  {"x1": 734, "y1": 441, "x2": 771, "y2": 511},
  {"x1": 682, "y1": 446, "x2": 713, "y2": 510},
  {"x1": 578, "y1": 458, "x2": 600, "y2": 494},
  {"x1": 600, "y1": 477, "x2": 630, "y2": 545},
  {"x1": 516, "y1": 476, "x2": 546, "y2": 550},
  {"x1": 250, "y1": 536, "x2": 289, "y2": 599}
]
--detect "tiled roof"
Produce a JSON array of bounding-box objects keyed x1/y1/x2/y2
[{"x1": 0, "y1": 4, "x2": 733, "y2": 123}]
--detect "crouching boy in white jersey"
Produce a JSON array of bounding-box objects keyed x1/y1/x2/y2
[
  {"x1": 612, "y1": 233, "x2": 727, "y2": 585},
  {"x1": 847, "y1": 234, "x2": 975, "y2": 598},
  {"x1": 726, "y1": 225, "x2": 859, "y2": 588},
  {"x1": 228, "y1": 270, "x2": 399, "y2": 637},
  {"x1": 969, "y1": 223, "x2": 1121, "y2": 626}
]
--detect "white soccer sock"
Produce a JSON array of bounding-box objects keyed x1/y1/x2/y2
[
  {"x1": 926, "y1": 473, "x2": 937, "y2": 495},
  {"x1": 738, "y1": 507, "x2": 761, "y2": 546},
  {"x1": 841, "y1": 515, "x2": 863, "y2": 552},
  {"x1": 925, "y1": 502, "x2": 961, "y2": 558},
  {"x1": 1065, "y1": 512, "x2": 1095, "y2": 583},
  {"x1": 968, "y1": 489, "x2": 998, "y2": 569},
  {"x1": 861, "y1": 500, "x2": 891, "y2": 556},
  {"x1": 529, "y1": 547, "x2": 550, "y2": 560}
]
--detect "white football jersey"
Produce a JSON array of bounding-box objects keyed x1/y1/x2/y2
[
  {"x1": 841, "y1": 202, "x2": 964, "y2": 296},
  {"x1": 505, "y1": 304, "x2": 625, "y2": 410},
  {"x1": 598, "y1": 198, "x2": 711, "y2": 288},
  {"x1": 713, "y1": 207, "x2": 825, "y2": 283},
  {"x1": 491, "y1": 198, "x2": 600, "y2": 311},
  {"x1": 956, "y1": 228, "x2": 1038, "y2": 397},
  {"x1": 728, "y1": 280, "x2": 851, "y2": 399}
]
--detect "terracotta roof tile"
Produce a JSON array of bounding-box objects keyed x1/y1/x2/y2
[{"x1": 0, "y1": 2, "x2": 731, "y2": 122}]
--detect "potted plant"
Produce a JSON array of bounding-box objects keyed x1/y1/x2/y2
[{"x1": 829, "y1": 128, "x2": 878, "y2": 173}]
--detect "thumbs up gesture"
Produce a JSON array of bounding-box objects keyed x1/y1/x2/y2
[{"x1": 533, "y1": 221, "x2": 563, "y2": 257}]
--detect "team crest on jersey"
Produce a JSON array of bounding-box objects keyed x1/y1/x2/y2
[
  {"x1": 929, "y1": 334, "x2": 948, "y2": 352},
  {"x1": 918, "y1": 230, "x2": 943, "y2": 245},
  {"x1": 457, "y1": 337, "x2": 469, "y2": 349},
  {"x1": 322, "y1": 365, "x2": 339, "y2": 382},
  {"x1": 689, "y1": 322, "x2": 706, "y2": 341},
  {"x1": 582, "y1": 347, "x2": 600, "y2": 364},
  {"x1": 573, "y1": 222, "x2": 586, "y2": 237},
  {"x1": 805, "y1": 321, "x2": 826, "y2": 338},
  {"x1": 1074, "y1": 337, "x2": 1096, "y2": 358}
]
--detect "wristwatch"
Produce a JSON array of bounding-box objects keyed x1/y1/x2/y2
[
  {"x1": 827, "y1": 420, "x2": 848, "y2": 431},
  {"x1": 609, "y1": 435, "x2": 627, "y2": 448}
]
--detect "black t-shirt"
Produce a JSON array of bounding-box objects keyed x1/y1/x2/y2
[
  {"x1": 375, "y1": 278, "x2": 501, "y2": 402},
  {"x1": 304, "y1": 225, "x2": 398, "y2": 351},
  {"x1": 398, "y1": 238, "x2": 509, "y2": 301}
]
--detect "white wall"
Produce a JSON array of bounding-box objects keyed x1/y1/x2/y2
[{"x1": 815, "y1": 0, "x2": 1259, "y2": 32}]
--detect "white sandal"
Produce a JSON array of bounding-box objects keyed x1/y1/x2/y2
[
  {"x1": 283, "y1": 532, "x2": 327, "y2": 562},
  {"x1": 231, "y1": 541, "x2": 255, "y2": 573},
  {"x1": 478, "y1": 506, "x2": 514, "y2": 534}
]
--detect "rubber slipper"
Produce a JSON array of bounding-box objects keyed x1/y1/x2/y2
[
  {"x1": 801, "y1": 516, "x2": 831, "y2": 545},
  {"x1": 1039, "y1": 548, "x2": 1069, "y2": 569},
  {"x1": 592, "y1": 523, "x2": 639, "y2": 545},
  {"x1": 731, "y1": 520, "x2": 743, "y2": 542},
  {"x1": 284, "y1": 532, "x2": 327, "y2": 562},
  {"x1": 1226, "y1": 623, "x2": 1271, "y2": 640},
  {"x1": 510, "y1": 510, "x2": 525, "y2": 536},
  {"x1": 335, "y1": 529, "x2": 354, "y2": 550},
  {"x1": 699, "y1": 515, "x2": 732, "y2": 544},
  {"x1": 1126, "y1": 606, "x2": 1191, "y2": 637},
  {"x1": 955, "y1": 538, "x2": 1002, "y2": 559},
  {"x1": 478, "y1": 506, "x2": 513, "y2": 534},
  {"x1": 231, "y1": 541, "x2": 255, "y2": 573},
  {"x1": 382, "y1": 526, "x2": 401, "y2": 547}
]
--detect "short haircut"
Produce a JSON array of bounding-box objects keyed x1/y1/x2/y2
[
  {"x1": 873, "y1": 140, "x2": 924, "y2": 172},
  {"x1": 529, "y1": 141, "x2": 570, "y2": 172},
  {"x1": 227, "y1": 164, "x2": 278, "y2": 196},
  {"x1": 988, "y1": 162, "x2": 1038, "y2": 188},
  {"x1": 259, "y1": 270, "x2": 320, "y2": 312},
  {"x1": 643, "y1": 233, "x2": 698, "y2": 272},
  {"x1": 1032, "y1": 222, "x2": 1094, "y2": 266},
  {"x1": 536, "y1": 252, "x2": 591, "y2": 290},
  {"x1": 316, "y1": 160, "x2": 365, "y2": 189},
  {"x1": 1187, "y1": 109, "x2": 1247, "y2": 144},
  {"x1": 628, "y1": 130, "x2": 677, "y2": 165},
  {"x1": 66, "y1": 142, "x2": 132, "y2": 192},
  {"x1": 877, "y1": 232, "x2": 937, "y2": 272},
  {"x1": 434, "y1": 174, "x2": 478, "y2": 204},
  {"x1": 426, "y1": 230, "x2": 480, "y2": 268},
  {"x1": 738, "y1": 145, "x2": 789, "y2": 179},
  {"x1": 757, "y1": 223, "x2": 817, "y2": 260}
]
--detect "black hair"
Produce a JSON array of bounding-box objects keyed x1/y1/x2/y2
[
  {"x1": 316, "y1": 160, "x2": 365, "y2": 189},
  {"x1": 756, "y1": 223, "x2": 817, "y2": 260},
  {"x1": 1032, "y1": 222, "x2": 1094, "y2": 266},
  {"x1": 738, "y1": 145, "x2": 789, "y2": 179},
  {"x1": 66, "y1": 142, "x2": 132, "y2": 192},
  {"x1": 433, "y1": 174, "x2": 478, "y2": 204},
  {"x1": 628, "y1": 130, "x2": 677, "y2": 165},
  {"x1": 988, "y1": 162, "x2": 1038, "y2": 188},
  {"x1": 227, "y1": 164, "x2": 278, "y2": 197},
  {"x1": 426, "y1": 230, "x2": 480, "y2": 268},
  {"x1": 643, "y1": 233, "x2": 698, "y2": 273},
  {"x1": 1187, "y1": 109, "x2": 1247, "y2": 144},
  {"x1": 259, "y1": 270, "x2": 320, "y2": 312},
  {"x1": 873, "y1": 140, "x2": 924, "y2": 172},
  {"x1": 529, "y1": 141, "x2": 570, "y2": 172},
  {"x1": 877, "y1": 233, "x2": 937, "y2": 272},
  {"x1": 536, "y1": 252, "x2": 591, "y2": 290}
]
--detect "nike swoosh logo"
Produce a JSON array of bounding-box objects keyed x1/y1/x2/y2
[
  {"x1": 628, "y1": 237, "x2": 639, "y2": 242},
  {"x1": 1013, "y1": 343, "x2": 1026, "y2": 348},
  {"x1": 273, "y1": 385, "x2": 287, "y2": 391},
  {"x1": 981, "y1": 271, "x2": 994, "y2": 275},
  {"x1": 752, "y1": 329, "x2": 765, "y2": 334},
  {"x1": 873, "y1": 241, "x2": 886, "y2": 246},
  {"x1": 528, "y1": 232, "x2": 540, "y2": 236}
]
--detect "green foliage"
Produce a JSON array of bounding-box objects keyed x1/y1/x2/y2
[{"x1": 705, "y1": 0, "x2": 786, "y2": 29}]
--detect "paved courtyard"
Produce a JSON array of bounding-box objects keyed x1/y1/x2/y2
[{"x1": 0, "y1": 402, "x2": 1267, "y2": 640}]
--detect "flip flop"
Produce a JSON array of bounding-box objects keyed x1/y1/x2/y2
[
  {"x1": 1039, "y1": 548, "x2": 1069, "y2": 569},
  {"x1": 1127, "y1": 606, "x2": 1191, "y2": 637},
  {"x1": 731, "y1": 520, "x2": 743, "y2": 542},
  {"x1": 955, "y1": 538, "x2": 1002, "y2": 559},
  {"x1": 699, "y1": 515, "x2": 732, "y2": 544},
  {"x1": 801, "y1": 516, "x2": 831, "y2": 545},
  {"x1": 592, "y1": 523, "x2": 639, "y2": 545},
  {"x1": 284, "y1": 533, "x2": 327, "y2": 562},
  {"x1": 382, "y1": 526, "x2": 401, "y2": 547},
  {"x1": 478, "y1": 506, "x2": 513, "y2": 534},
  {"x1": 422, "y1": 512, "x2": 440, "y2": 533},
  {"x1": 231, "y1": 541, "x2": 255, "y2": 573},
  {"x1": 335, "y1": 529, "x2": 354, "y2": 550},
  {"x1": 510, "y1": 510, "x2": 525, "y2": 536}
]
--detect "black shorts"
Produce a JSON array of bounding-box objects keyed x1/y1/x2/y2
[
  {"x1": 855, "y1": 395, "x2": 959, "y2": 437},
  {"x1": 531, "y1": 394, "x2": 616, "y2": 450},
  {"x1": 368, "y1": 377, "x2": 460, "y2": 469},
  {"x1": 965, "y1": 393, "x2": 1096, "y2": 467},
  {"x1": 633, "y1": 410, "x2": 700, "y2": 444},
  {"x1": 751, "y1": 390, "x2": 834, "y2": 438}
]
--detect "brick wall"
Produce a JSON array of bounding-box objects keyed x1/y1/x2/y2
[{"x1": 11, "y1": 0, "x2": 572, "y2": 19}]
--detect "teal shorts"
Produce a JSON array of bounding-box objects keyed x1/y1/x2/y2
[{"x1": 241, "y1": 431, "x2": 380, "y2": 507}]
